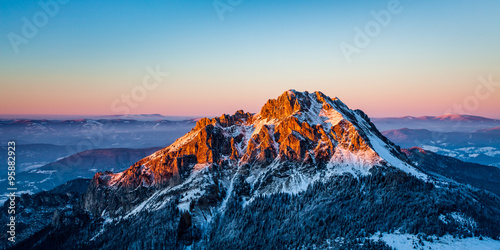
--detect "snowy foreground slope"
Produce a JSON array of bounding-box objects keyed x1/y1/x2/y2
[
  {"x1": 370, "y1": 233, "x2": 500, "y2": 250},
  {"x1": 9, "y1": 90, "x2": 500, "y2": 249}
]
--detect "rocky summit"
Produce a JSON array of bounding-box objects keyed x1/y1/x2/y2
[
  {"x1": 84, "y1": 90, "x2": 425, "y2": 217},
  {"x1": 10, "y1": 90, "x2": 500, "y2": 250}
]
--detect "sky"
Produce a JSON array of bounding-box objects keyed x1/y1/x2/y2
[{"x1": 1, "y1": 0, "x2": 499, "y2": 118}]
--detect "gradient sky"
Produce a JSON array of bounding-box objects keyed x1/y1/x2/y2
[{"x1": 1, "y1": 0, "x2": 499, "y2": 118}]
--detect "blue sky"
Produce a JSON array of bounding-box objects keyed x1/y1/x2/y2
[{"x1": 1, "y1": 0, "x2": 499, "y2": 117}]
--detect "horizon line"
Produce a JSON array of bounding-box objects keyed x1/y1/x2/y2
[{"x1": 1, "y1": 113, "x2": 499, "y2": 120}]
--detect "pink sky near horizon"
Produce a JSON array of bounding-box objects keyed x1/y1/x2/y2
[
  {"x1": 1, "y1": 81, "x2": 499, "y2": 119},
  {"x1": 1, "y1": 62, "x2": 500, "y2": 119},
  {"x1": 2, "y1": 59, "x2": 500, "y2": 119},
  {"x1": 2, "y1": 1, "x2": 500, "y2": 119}
]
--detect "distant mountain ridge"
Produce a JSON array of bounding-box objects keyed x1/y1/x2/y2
[
  {"x1": 475, "y1": 127, "x2": 500, "y2": 133},
  {"x1": 382, "y1": 128, "x2": 500, "y2": 168},
  {"x1": 403, "y1": 147, "x2": 500, "y2": 197},
  {"x1": 0, "y1": 118, "x2": 197, "y2": 148},
  {"x1": 0, "y1": 114, "x2": 200, "y2": 122},
  {"x1": 372, "y1": 114, "x2": 500, "y2": 132},
  {"x1": 375, "y1": 114, "x2": 498, "y2": 122}
]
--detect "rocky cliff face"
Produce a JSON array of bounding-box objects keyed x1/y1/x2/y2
[{"x1": 83, "y1": 90, "x2": 424, "y2": 217}]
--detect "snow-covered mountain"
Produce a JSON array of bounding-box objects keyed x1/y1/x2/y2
[
  {"x1": 84, "y1": 90, "x2": 426, "y2": 217},
  {"x1": 10, "y1": 90, "x2": 500, "y2": 249}
]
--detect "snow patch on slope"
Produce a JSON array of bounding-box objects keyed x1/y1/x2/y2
[
  {"x1": 352, "y1": 112, "x2": 428, "y2": 180},
  {"x1": 368, "y1": 131, "x2": 427, "y2": 180},
  {"x1": 371, "y1": 233, "x2": 500, "y2": 250},
  {"x1": 439, "y1": 212, "x2": 478, "y2": 229}
]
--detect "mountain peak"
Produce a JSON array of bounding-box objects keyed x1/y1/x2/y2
[
  {"x1": 435, "y1": 114, "x2": 494, "y2": 122},
  {"x1": 85, "y1": 90, "x2": 427, "y2": 216},
  {"x1": 258, "y1": 89, "x2": 307, "y2": 120},
  {"x1": 258, "y1": 90, "x2": 345, "y2": 123}
]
